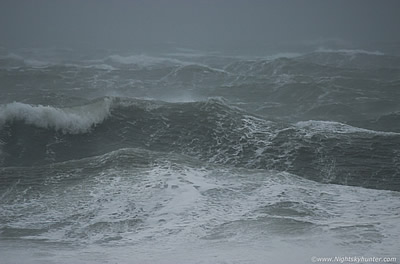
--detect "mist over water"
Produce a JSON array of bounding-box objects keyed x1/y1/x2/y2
[
  {"x1": 2, "y1": 0, "x2": 400, "y2": 53},
  {"x1": 1, "y1": 1, "x2": 400, "y2": 264}
]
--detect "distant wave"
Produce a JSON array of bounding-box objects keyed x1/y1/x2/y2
[
  {"x1": 0, "y1": 53, "x2": 51, "y2": 68},
  {"x1": 296, "y1": 49, "x2": 400, "y2": 70},
  {"x1": 0, "y1": 52, "x2": 188, "y2": 70},
  {"x1": 315, "y1": 48, "x2": 385, "y2": 56},
  {"x1": 104, "y1": 54, "x2": 187, "y2": 67},
  {"x1": 161, "y1": 64, "x2": 230, "y2": 82}
]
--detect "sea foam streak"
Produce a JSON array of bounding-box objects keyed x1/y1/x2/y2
[
  {"x1": 295, "y1": 120, "x2": 400, "y2": 136},
  {"x1": 105, "y1": 54, "x2": 186, "y2": 67},
  {"x1": 315, "y1": 48, "x2": 385, "y2": 56},
  {"x1": 0, "y1": 97, "x2": 113, "y2": 134}
]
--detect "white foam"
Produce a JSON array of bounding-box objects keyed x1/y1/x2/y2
[
  {"x1": 0, "y1": 98, "x2": 113, "y2": 134},
  {"x1": 63, "y1": 62, "x2": 117, "y2": 71},
  {"x1": 296, "y1": 120, "x2": 399, "y2": 136},
  {"x1": 160, "y1": 63, "x2": 230, "y2": 81},
  {"x1": 167, "y1": 52, "x2": 210, "y2": 58},
  {"x1": 265, "y1": 52, "x2": 302, "y2": 60},
  {"x1": 23, "y1": 59, "x2": 50, "y2": 68},
  {"x1": 87, "y1": 63, "x2": 116, "y2": 71},
  {"x1": 316, "y1": 48, "x2": 385, "y2": 56},
  {"x1": 1, "y1": 156, "x2": 399, "y2": 263}
]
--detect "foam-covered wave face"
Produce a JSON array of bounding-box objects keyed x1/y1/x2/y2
[
  {"x1": 161, "y1": 64, "x2": 230, "y2": 84},
  {"x1": 0, "y1": 97, "x2": 113, "y2": 134},
  {"x1": 295, "y1": 120, "x2": 400, "y2": 135},
  {"x1": 0, "y1": 149, "x2": 399, "y2": 263},
  {"x1": 224, "y1": 57, "x2": 337, "y2": 79},
  {"x1": 1, "y1": 148, "x2": 399, "y2": 263}
]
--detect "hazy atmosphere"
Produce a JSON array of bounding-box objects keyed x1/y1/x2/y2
[
  {"x1": 1, "y1": 1, "x2": 400, "y2": 264},
  {"x1": 1, "y1": 0, "x2": 400, "y2": 52}
]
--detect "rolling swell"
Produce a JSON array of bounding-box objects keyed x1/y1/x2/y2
[{"x1": 1, "y1": 96, "x2": 399, "y2": 191}]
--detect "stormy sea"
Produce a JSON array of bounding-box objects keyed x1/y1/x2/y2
[{"x1": 0, "y1": 47, "x2": 399, "y2": 264}]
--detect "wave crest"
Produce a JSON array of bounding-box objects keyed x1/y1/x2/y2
[{"x1": 0, "y1": 98, "x2": 113, "y2": 134}]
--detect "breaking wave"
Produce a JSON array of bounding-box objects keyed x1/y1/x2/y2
[
  {"x1": 0, "y1": 97, "x2": 113, "y2": 134},
  {"x1": 1, "y1": 97, "x2": 399, "y2": 191}
]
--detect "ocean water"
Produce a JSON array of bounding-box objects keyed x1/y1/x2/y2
[{"x1": 0, "y1": 47, "x2": 399, "y2": 263}]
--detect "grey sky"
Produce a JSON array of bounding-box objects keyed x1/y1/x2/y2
[{"x1": 1, "y1": 0, "x2": 399, "y2": 51}]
